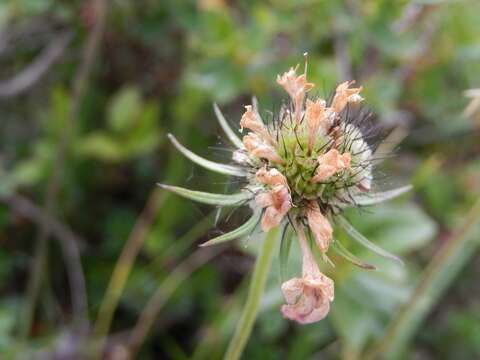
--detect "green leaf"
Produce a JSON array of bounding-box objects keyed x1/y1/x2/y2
[
  {"x1": 200, "y1": 210, "x2": 261, "y2": 247},
  {"x1": 77, "y1": 133, "x2": 124, "y2": 162},
  {"x1": 44, "y1": 86, "x2": 71, "y2": 139},
  {"x1": 108, "y1": 86, "x2": 142, "y2": 133},
  {"x1": 331, "y1": 239, "x2": 377, "y2": 270},
  {"x1": 158, "y1": 184, "x2": 252, "y2": 206},
  {"x1": 330, "y1": 287, "x2": 381, "y2": 355},
  {"x1": 358, "y1": 203, "x2": 437, "y2": 255}
]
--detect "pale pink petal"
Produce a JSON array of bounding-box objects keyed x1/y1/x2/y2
[
  {"x1": 281, "y1": 296, "x2": 330, "y2": 324},
  {"x1": 358, "y1": 178, "x2": 372, "y2": 192},
  {"x1": 261, "y1": 206, "x2": 283, "y2": 231},
  {"x1": 255, "y1": 167, "x2": 288, "y2": 187},
  {"x1": 311, "y1": 149, "x2": 351, "y2": 183},
  {"x1": 257, "y1": 185, "x2": 292, "y2": 231},
  {"x1": 303, "y1": 273, "x2": 335, "y2": 302},
  {"x1": 243, "y1": 133, "x2": 284, "y2": 164},
  {"x1": 305, "y1": 98, "x2": 326, "y2": 152},
  {"x1": 331, "y1": 81, "x2": 363, "y2": 114},
  {"x1": 254, "y1": 192, "x2": 273, "y2": 208},
  {"x1": 239, "y1": 105, "x2": 273, "y2": 143},
  {"x1": 276, "y1": 67, "x2": 314, "y2": 124},
  {"x1": 281, "y1": 277, "x2": 304, "y2": 304},
  {"x1": 306, "y1": 201, "x2": 333, "y2": 254},
  {"x1": 232, "y1": 149, "x2": 250, "y2": 165}
]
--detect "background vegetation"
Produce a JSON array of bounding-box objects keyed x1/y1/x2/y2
[{"x1": 0, "y1": 0, "x2": 479, "y2": 359}]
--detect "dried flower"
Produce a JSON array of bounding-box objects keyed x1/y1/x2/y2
[
  {"x1": 305, "y1": 98, "x2": 333, "y2": 152},
  {"x1": 281, "y1": 221, "x2": 334, "y2": 324},
  {"x1": 161, "y1": 56, "x2": 411, "y2": 324},
  {"x1": 243, "y1": 133, "x2": 284, "y2": 164},
  {"x1": 277, "y1": 66, "x2": 315, "y2": 124},
  {"x1": 255, "y1": 184, "x2": 291, "y2": 231},
  {"x1": 306, "y1": 201, "x2": 333, "y2": 255},
  {"x1": 331, "y1": 81, "x2": 363, "y2": 114}
]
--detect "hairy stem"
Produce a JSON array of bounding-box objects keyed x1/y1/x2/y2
[{"x1": 224, "y1": 227, "x2": 279, "y2": 360}]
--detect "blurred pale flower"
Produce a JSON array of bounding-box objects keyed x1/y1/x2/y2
[{"x1": 463, "y1": 88, "x2": 480, "y2": 119}]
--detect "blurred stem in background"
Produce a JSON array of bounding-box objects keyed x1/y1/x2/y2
[
  {"x1": 92, "y1": 187, "x2": 165, "y2": 351},
  {"x1": 365, "y1": 197, "x2": 480, "y2": 359},
  {"x1": 19, "y1": 0, "x2": 108, "y2": 339},
  {"x1": 224, "y1": 226, "x2": 280, "y2": 360},
  {"x1": 92, "y1": 126, "x2": 193, "y2": 354},
  {"x1": 128, "y1": 245, "x2": 225, "y2": 356}
]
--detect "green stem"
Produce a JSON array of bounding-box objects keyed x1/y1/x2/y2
[
  {"x1": 364, "y1": 198, "x2": 480, "y2": 359},
  {"x1": 224, "y1": 227, "x2": 279, "y2": 360}
]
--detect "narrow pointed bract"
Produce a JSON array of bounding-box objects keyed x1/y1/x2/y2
[
  {"x1": 158, "y1": 184, "x2": 252, "y2": 206},
  {"x1": 167, "y1": 134, "x2": 246, "y2": 177},
  {"x1": 200, "y1": 210, "x2": 262, "y2": 247},
  {"x1": 331, "y1": 239, "x2": 377, "y2": 270},
  {"x1": 353, "y1": 185, "x2": 413, "y2": 206},
  {"x1": 213, "y1": 103, "x2": 244, "y2": 149},
  {"x1": 337, "y1": 215, "x2": 404, "y2": 265}
]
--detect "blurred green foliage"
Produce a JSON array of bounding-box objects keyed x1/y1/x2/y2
[{"x1": 0, "y1": 0, "x2": 479, "y2": 359}]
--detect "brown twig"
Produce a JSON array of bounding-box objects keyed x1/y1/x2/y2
[
  {"x1": 0, "y1": 193, "x2": 88, "y2": 325},
  {"x1": 0, "y1": 31, "x2": 71, "y2": 98}
]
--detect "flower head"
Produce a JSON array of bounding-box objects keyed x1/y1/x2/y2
[{"x1": 162, "y1": 56, "x2": 411, "y2": 325}]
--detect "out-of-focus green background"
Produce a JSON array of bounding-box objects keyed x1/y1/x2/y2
[{"x1": 0, "y1": 0, "x2": 479, "y2": 359}]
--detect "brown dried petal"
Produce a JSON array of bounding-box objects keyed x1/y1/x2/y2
[{"x1": 306, "y1": 201, "x2": 333, "y2": 254}]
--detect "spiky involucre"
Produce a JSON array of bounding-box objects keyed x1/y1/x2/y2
[{"x1": 161, "y1": 59, "x2": 411, "y2": 324}]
